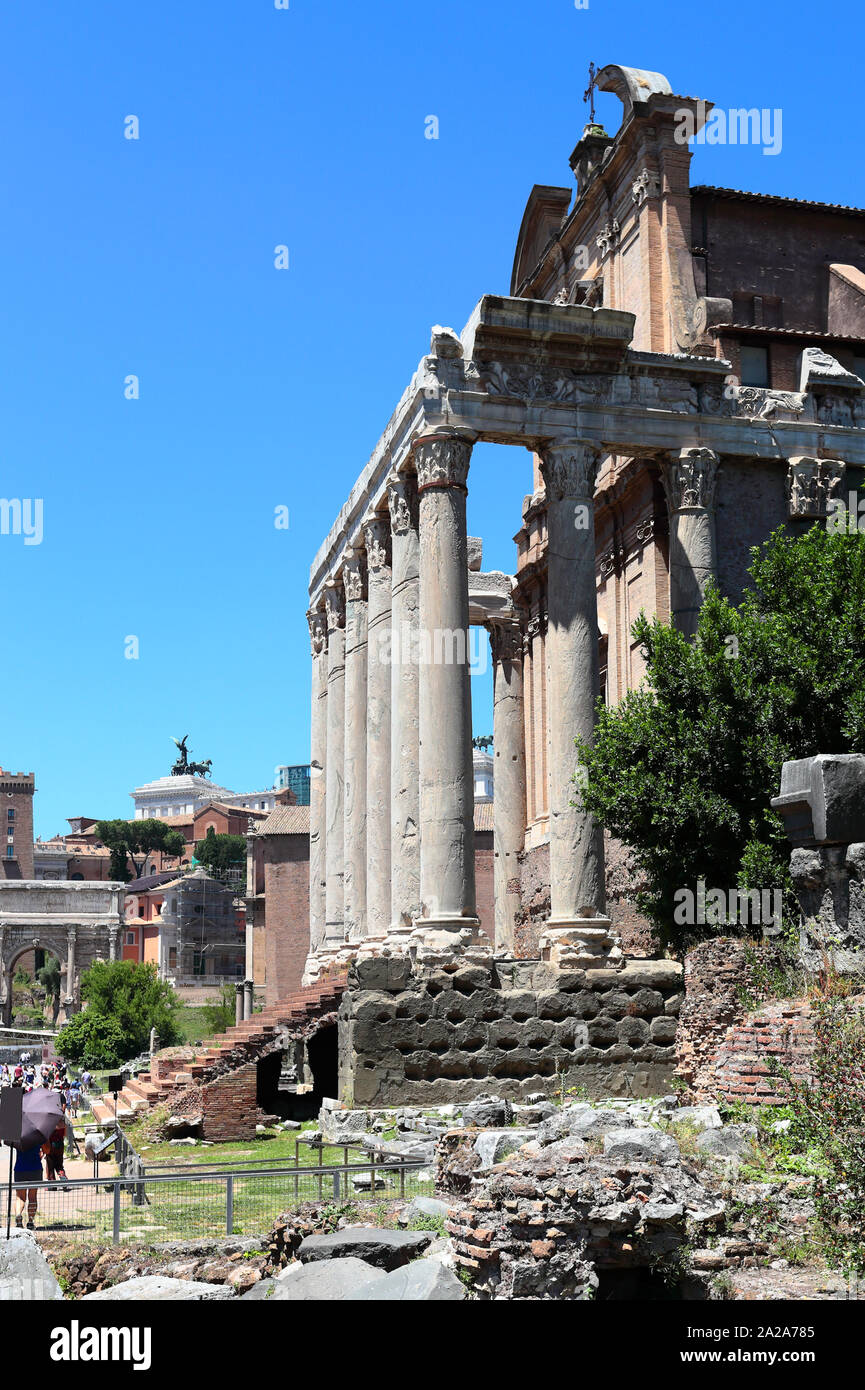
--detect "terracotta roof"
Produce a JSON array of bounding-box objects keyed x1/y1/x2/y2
[
  {"x1": 709, "y1": 323, "x2": 865, "y2": 344},
  {"x1": 257, "y1": 802, "x2": 496, "y2": 836},
  {"x1": 691, "y1": 185, "x2": 865, "y2": 217}
]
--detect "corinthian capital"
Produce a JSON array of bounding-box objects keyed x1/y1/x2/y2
[
  {"x1": 661, "y1": 448, "x2": 720, "y2": 511},
  {"x1": 539, "y1": 440, "x2": 602, "y2": 500},
  {"x1": 786, "y1": 456, "x2": 846, "y2": 519},
  {"x1": 363, "y1": 514, "x2": 391, "y2": 571},
  {"x1": 324, "y1": 581, "x2": 345, "y2": 632},
  {"x1": 412, "y1": 433, "x2": 473, "y2": 491},
  {"x1": 387, "y1": 472, "x2": 418, "y2": 536},
  {"x1": 488, "y1": 618, "x2": 523, "y2": 665},
  {"x1": 341, "y1": 547, "x2": 367, "y2": 603},
  {"x1": 307, "y1": 607, "x2": 327, "y2": 656}
]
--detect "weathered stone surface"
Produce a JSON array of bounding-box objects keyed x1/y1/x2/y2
[
  {"x1": 603, "y1": 1128, "x2": 681, "y2": 1163},
  {"x1": 82, "y1": 1276, "x2": 233, "y2": 1301},
  {"x1": 0, "y1": 1230, "x2": 63, "y2": 1301},
  {"x1": 667, "y1": 1104, "x2": 722, "y2": 1132},
  {"x1": 396, "y1": 1196, "x2": 449, "y2": 1226},
  {"x1": 244, "y1": 1256, "x2": 386, "y2": 1300},
  {"x1": 474, "y1": 1128, "x2": 534, "y2": 1169},
  {"x1": 348, "y1": 1258, "x2": 466, "y2": 1301},
  {"x1": 296, "y1": 1227, "x2": 432, "y2": 1270},
  {"x1": 463, "y1": 1095, "x2": 513, "y2": 1128},
  {"x1": 697, "y1": 1124, "x2": 758, "y2": 1159}
]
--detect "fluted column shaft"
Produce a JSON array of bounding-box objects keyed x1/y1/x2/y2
[
  {"x1": 343, "y1": 549, "x2": 368, "y2": 941},
  {"x1": 364, "y1": 515, "x2": 392, "y2": 938},
  {"x1": 324, "y1": 582, "x2": 346, "y2": 944},
  {"x1": 661, "y1": 448, "x2": 720, "y2": 639},
  {"x1": 307, "y1": 608, "x2": 328, "y2": 954},
  {"x1": 490, "y1": 620, "x2": 527, "y2": 953},
  {"x1": 539, "y1": 440, "x2": 606, "y2": 925},
  {"x1": 415, "y1": 433, "x2": 478, "y2": 929},
  {"x1": 388, "y1": 473, "x2": 421, "y2": 932}
]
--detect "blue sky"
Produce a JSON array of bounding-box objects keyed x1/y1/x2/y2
[{"x1": 0, "y1": 0, "x2": 860, "y2": 838}]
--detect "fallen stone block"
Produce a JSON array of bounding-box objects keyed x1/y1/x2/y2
[
  {"x1": 82, "y1": 1276, "x2": 233, "y2": 1301},
  {"x1": 0, "y1": 1230, "x2": 63, "y2": 1301},
  {"x1": 397, "y1": 1196, "x2": 450, "y2": 1226},
  {"x1": 256, "y1": 1257, "x2": 387, "y2": 1300},
  {"x1": 603, "y1": 1129, "x2": 681, "y2": 1163},
  {"x1": 696, "y1": 1124, "x2": 758, "y2": 1160},
  {"x1": 348, "y1": 1259, "x2": 466, "y2": 1301},
  {"x1": 297, "y1": 1227, "x2": 432, "y2": 1270},
  {"x1": 474, "y1": 1129, "x2": 534, "y2": 1170}
]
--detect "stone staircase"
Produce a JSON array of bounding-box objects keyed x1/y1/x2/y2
[{"x1": 89, "y1": 977, "x2": 347, "y2": 1126}]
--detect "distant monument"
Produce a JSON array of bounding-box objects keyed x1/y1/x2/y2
[{"x1": 170, "y1": 735, "x2": 213, "y2": 779}]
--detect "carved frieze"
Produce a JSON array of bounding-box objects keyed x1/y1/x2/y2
[
  {"x1": 539, "y1": 442, "x2": 602, "y2": 501},
  {"x1": 786, "y1": 457, "x2": 846, "y2": 520},
  {"x1": 733, "y1": 387, "x2": 806, "y2": 421},
  {"x1": 413, "y1": 434, "x2": 473, "y2": 490},
  {"x1": 471, "y1": 360, "x2": 613, "y2": 406},
  {"x1": 661, "y1": 448, "x2": 719, "y2": 512}
]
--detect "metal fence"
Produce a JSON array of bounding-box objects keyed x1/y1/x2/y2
[{"x1": 2, "y1": 1159, "x2": 433, "y2": 1243}]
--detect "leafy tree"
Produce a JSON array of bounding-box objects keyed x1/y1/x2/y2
[
  {"x1": 70, "y1": 960, "x2": 180, "y2": 1059},
  {"x1": 95, "y1": 818, "x2": 186, "y2": 882},
  {"x1": 55, "y1": 1012, "x2": 127, "y2": 1070},
  {"x1": 193, "y1": 828, "x2": 247, "y2": 887},
  {"x1": 201, "y1": 982, "x2": 238, "y2": 1035},
  {"x1": 578, "y1": 521, "x2": 865, "y2": 955}
]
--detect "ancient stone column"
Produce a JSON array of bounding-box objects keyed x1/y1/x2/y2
[
  {"x1": 235, "y1": 981, "x2": 244, "y2": 1025},
  {"x1": 363, "y1": 513, "x2": 392, "y2": 940},
  {"x1": 413, "y1": 432, "x2": 483, "y2": 954},
  {"x1": 537, "y1": 440, "x2": 619, "y2": 970},
  {"x1": 660, "y1": 447, "x2": 720, "y2": 638},
  {"x1": 243, "y1": 979, "x2": 254, "y2": 1020},
  {"x1": 490, "y1": 618, "x2": 527, "y2": 955},
  {"x1": 387, "y1": 472, "x2": 421, "y2": 936},
  {"x1": 324, "y1": 580, "x2": 346, "y2": 945},
  {"x1": 109, "y1": 927, "x2": 120, "y2": 962},
  {"x1": 307, "y1": 607, "x2": 328, "y2": 954},
  {"x1": 342, "y1": 547, "x2": 368, "y2": 942},
  {"x1": 65, "y1": 926, "x2": 77, "y2": 1010}
]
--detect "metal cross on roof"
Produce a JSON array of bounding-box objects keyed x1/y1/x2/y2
[{"x1": 583, "y1": 61, "x2": 599, "y2": 124}]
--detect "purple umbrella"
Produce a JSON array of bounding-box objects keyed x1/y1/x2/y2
[{"x1": 14, "y1": 1088, "x2": 64, "y2": 1151}]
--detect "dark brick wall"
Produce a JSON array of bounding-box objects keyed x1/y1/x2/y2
[
  {"x1": 200, "y1": 1063, "x2": 258, "y2": 1141},
  {"x1": 262, "y1": 836, "x2": 310, "y2": 1005}
]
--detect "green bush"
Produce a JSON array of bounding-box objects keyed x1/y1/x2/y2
[
  {"x1": 56, "y1": 1012, "x2": 127, "y2": 1070},
  {"x1": 773, "y1": 995, "x2": 865, "y2": 1278}
]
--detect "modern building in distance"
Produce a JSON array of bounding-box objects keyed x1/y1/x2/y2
[
  {"x1": 131, "y1": 773, "x2": 281, "y2": 821},
  {"x1": 472, "y1": 748, "x2": 494, "y2": 803},
  {"x1": 274, "y1": 765, "x2": 311, "y2": 806},
  {"x1": 0, "y1": 767, "x2": 35, "y2": 880}
]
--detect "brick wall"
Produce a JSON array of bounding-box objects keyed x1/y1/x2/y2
[
  {"x1": 199, "y1": 1063, "x2": 258, "y2": 1141},
  {"x1": 262, "y1": 836, "x2": 310, "y2": 1004},
  {"x1": 675, "y1": 937, "x2": 813, "y2": 1105}
]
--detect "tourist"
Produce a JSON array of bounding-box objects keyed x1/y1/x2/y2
[
  {"x1": 42, "y1": 1111, "x2": 67, "y2": 1186},
  {"x1": 13, "y1": 1141, "x2": 43, "y2": 1229},
  {"x1": 79, "y1": 1069, "x2": 91, "y2": 1095}
]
